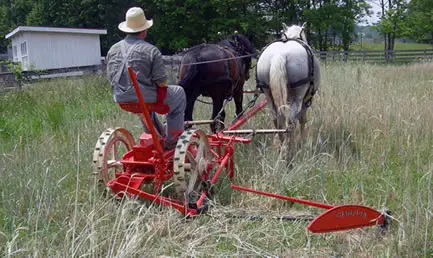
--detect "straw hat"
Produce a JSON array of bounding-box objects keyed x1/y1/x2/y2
[{"x1": 118, "y1": 7, "x2": 153, "y2": 33}]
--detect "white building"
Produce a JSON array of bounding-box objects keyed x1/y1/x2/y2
[{"x1": 5, "y1": 26, "x2": 107, "y2": 71}]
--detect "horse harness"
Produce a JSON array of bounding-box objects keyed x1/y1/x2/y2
[
  {"x1": 221, "y1": 46, "x2": 244, "y2": 87},
  {"x1": 194, "y1": 43, "x2": 244, "y2": 99},
  {"x1": 255, "y1": 38, "x2": 317, "y2": 108}
]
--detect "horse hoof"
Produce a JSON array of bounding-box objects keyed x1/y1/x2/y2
[{"x1": 286, "y1": 162, "x2": 295, "y2": 170}]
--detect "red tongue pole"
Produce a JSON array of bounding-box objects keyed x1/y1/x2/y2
[
  {"x1": 230, "y1": 184, "x2": 386, "y2": 233},
  {"x1": 230, "y1": 184, "x2": 334, "y2": 209},
  {"x1": 127, "y1": 66, "x2": 164, "y2": 155}
]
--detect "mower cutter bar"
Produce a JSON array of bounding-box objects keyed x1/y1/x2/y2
[
  {"x1": 223, "y1": 213, "x2": 315, "y2": 222},
  {"x1": 230, "y1": 184, "x2": 388, "y2": 233},
  {"x1": 223, "y1": 128, "x2": 293, "y2": 135}
]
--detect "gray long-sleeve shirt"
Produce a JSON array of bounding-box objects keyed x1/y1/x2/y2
[{"x1": 106, "y1": 34, "x2": 168, "y2": 91}]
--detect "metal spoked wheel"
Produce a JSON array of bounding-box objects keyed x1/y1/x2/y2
[
  {"x1": 92, "y1": 127, "x2": 135, "y2": 184},
  {"x1": 173, "y1": 129, "x2": 214, "y2": 204}
]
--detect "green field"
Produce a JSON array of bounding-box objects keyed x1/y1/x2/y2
[
  {"x1": 351, "y1": 41, "x2": 433, "y2": 51},
  {"x1": 1, "y1": 62, "x2": 433, "y2": 257}
]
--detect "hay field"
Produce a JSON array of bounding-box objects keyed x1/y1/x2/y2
[{"x1": 1, "y1": 62, "x2": 432, "y2": 257}]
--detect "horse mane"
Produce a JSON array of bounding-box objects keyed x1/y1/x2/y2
[
  {"x1": 217, "y1": 35, "x2": 240, "y2": 52},
  {"x1": 217, "y1": 33, "x2": 254, "y2": 55},
  {"x1": 179, "y1": 35, "x2": 240, "y2": 58},
  {"x1": 281, "y1": 23, "x2": 307, "y2": 41},
  {"x1": 218, "y1": 38, "x2": 235, "y2": 50},
  {"x1": 180, "y1": 43, "x2": 208, "y2": 57}
]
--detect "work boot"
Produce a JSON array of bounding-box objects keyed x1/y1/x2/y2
[{"x1": 151, "y1": 113, "x2": 165, "y2": 138}]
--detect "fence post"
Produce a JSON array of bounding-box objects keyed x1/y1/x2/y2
[{"x1": 357, "y1": 67, "x2": 361, "y2": 84}]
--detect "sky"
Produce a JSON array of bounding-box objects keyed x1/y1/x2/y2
[
  {"x1": 361, "y1": 0, "x2": 412, "y2": 26},
  {"x1": 361, "y1": 0, "x2": 383, "y2": 25}
]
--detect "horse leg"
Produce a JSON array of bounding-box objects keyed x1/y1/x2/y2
[
  {"x1": 285, "y1": 85, "x2": 309, "y2": 163},
  {"x1": 184, "y1": 89, "x2": 199, "y2": 129},
  {"x1": 262, "y1": 87, "x2": 286, "y2": 147},
  {"x1": 298, "y1": 108, "x2": 308, "y2": 148},
  {"x1": 233, "y1": 80, "x2": 244, "y2": 118},
  {"x1": 210, "y1": 93, "x2": 225, "y2": 133}
]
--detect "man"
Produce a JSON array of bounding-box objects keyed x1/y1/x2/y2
[{"x1": 106, "y1": 7, "x2": 186, "y2": 150}]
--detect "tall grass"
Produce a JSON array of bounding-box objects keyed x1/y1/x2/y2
[{"x1": 1, "y1": 63, "x2": 432, "y2": 257}]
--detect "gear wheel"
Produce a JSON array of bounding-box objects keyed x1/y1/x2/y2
[
  {"x1": 92, "y1": 127, "x2": 135, "y2": 184},
  {"x1": 172, "y1": 129, "x2": 215, "y2": 204}
]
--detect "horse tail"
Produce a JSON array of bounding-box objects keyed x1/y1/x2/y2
[
  {"x1": 178, "y1": 54, "x2": 199, "y2": 91},
  {"x1": 269, "y1": 54, "x2": 289, "y2": 127}
]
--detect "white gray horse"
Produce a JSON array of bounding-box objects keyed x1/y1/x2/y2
[{"x1": 256, "y1": 23, "x2": 321, "y2": 162}]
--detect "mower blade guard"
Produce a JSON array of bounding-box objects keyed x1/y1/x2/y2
[{"x1": 307, "y1": 205, "x2": 385, "y2": 233}]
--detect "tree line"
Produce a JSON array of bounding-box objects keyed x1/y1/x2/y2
[
  {"x1": 374, "y1": 0, "x2": 433, "y2": 54},
  {"x1": 0, "y1": 0, "x2": 431, "y2": 56}
]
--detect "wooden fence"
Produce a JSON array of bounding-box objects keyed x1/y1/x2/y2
[
  {"x1": 314, "y1": 49, "x2": 433, "y2": 63},
  {"x1": 161, "y1": 49, "x2": 433, "y2": 69},
  {"x1": 2, "y1": 49, "x2": 432, "y2": 89}
]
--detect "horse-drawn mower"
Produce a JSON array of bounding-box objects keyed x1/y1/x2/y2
[{"x1": 92, "y1": 66, "x2": 389, "y2": 234}]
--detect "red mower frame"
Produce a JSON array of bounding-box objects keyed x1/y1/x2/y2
[{"x1": 92, "y1": 66, "x2": 390, "y2": 234}]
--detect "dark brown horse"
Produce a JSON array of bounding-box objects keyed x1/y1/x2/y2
[{"x1": 177, "y1": 34, "x2": 256, "y2": 132}]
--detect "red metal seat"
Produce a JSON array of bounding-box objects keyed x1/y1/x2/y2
[{"x1": 118, "y1": 102, "x2": 169, "y2": 114}]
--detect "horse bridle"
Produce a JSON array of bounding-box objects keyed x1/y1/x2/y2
[
  {"x1": 281, "y1": 29, "x2": 306, "y2": 42},
  {"x1": 229, "y1": 35, "x2": 245, "y2": 56},
  {"x1": 299, "y1": 28, "x2": 306, "y2": 41},
  {"x1": 226, "y1": 35, "x2": 254, "y2": 72}
]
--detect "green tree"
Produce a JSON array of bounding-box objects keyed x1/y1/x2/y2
[
  {"x1": 150, "y1": 0, "x2": 268, "y2": 53},
  {"x1": 0, "y1": 0, "x2": 372, "y2": 55},
  {"x1": 0, "y1": 5, "x2": 10, "y2": 52},
  {"x1": 404, "y1": 0, "x2": 433, "y2": 47},
  {"x1": 374, "y1": 0, "x2": 408, "y2": 57},
  {"x1": 302, "y1": 0, "x2": 371, "y2": 51},
  {"x1": 337, "y1": 0, "x2": 372, "y2": 51}
]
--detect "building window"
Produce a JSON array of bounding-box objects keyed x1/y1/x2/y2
[
  {"x1": 21, "y1": 42, "x2": 27, "y2": 56},
  {"x1": 13, "y1": 46, "x2": 18, "y2": 61},
  {"x1": 20, "y1": 42, "x2": 28, "y2": 70}
]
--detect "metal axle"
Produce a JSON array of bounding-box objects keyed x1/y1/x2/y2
[{"x1": 184, "y1": 120, "x2": 215, "y2": 126}]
